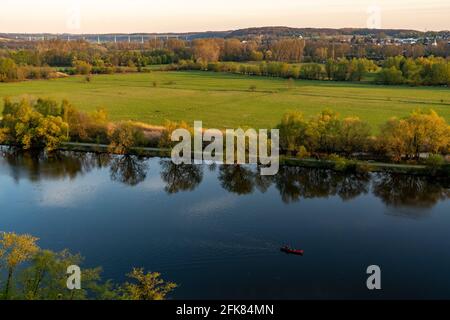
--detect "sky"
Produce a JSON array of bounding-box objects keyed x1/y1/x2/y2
[{"x1": 0, "y1": 0, "x2": 449, "y2": 33}]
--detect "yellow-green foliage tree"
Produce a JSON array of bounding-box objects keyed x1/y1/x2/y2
[
  {"x1": 108, "y1": 121, "x2": 145, "y2": 154},
  {"x1": 338, "y1": 117, "x2": 371, "y2": 155},
  {"x1": 0, "y1": 58, "x2": 19, "y2": 82},
  {"x1": 276, "y1": 111, "x2": 308, "y2": 154},
  {"x1": 379, "y1": 109, "x2": 450, "y2": 161},
  {"x1": 0, "y1": 128, "x2": 7, "y2": 144},
  {"x1": 0, "y1": 232, "x2": 39, "y2": 299},
  {"x1": 61, "y1": 100, "x2": 109, "y2": 143},
  {"x1": 159, "y1": 120, "x2": 192, "y2": 149},
  {"x1": 120, "y1": 268, "x2": 177, "y2": 300},
  {"x1": 0, "y1": 232, "x2": 177, "y2": 300},
  {"x1": 1, "y1": 98, "x2": 68, "y2": 152},
  {"x1": 306, "y1": 109, "x2": 342, "y2": 153},
  {"x1": 73, "y1": 60, "x2": 93, "y2": 75}
]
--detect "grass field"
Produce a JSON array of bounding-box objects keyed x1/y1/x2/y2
[{"x1": 0, "y1": 71, "x2": 449, "y2": 131}]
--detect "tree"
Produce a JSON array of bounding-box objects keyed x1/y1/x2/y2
[
  {"x1": 338, "y1": 117, "x2": 371, "y2": 155},
  {"x1": 19, "y1": 249, "x2": 102, "y2": 300},
  {"x1": 276, "y1": 112, "x2": 308, "y2": 154},
  {"x1": 348, "y1": 59, "x2": 368, "y2": 81},
  {"x1": 401, "y1": 58, "x2": 422, "y2": 85},
  {"x1": 61, "y1": 99, "x2": 89, "y2": 141},
  {"x1": 193, "y1": 39, "x2": 221, "y2": 63},
  {"x1": 35, "y1": 116, "x2": 69, "y2": 152},
  {"x1": 0, "y1": 232, "x2": 39, "y2": 299},
  {"x1": 159, "y1": 120, "x2": 192, "y2": 149},
  {"x1": 300, "y1": 63, "x2": 323, "y2": 80},
  {"x1": 378, "y1": 110, "x2": 450, "y2": 160},
  {"x1": 325, "y1": 59, "x2": 338, "y2": 80},
  {"x1": 249, "y1": 50, "x2": 264, "y2": 61},
  {"x1": 0, "y1": 232, "x2": 177, "y2": 300},
  {"x1": 222, "y1": 39, "x2": 244, "y2": 61},
  {"x1": 120, "y1": 268, "x2": 177, "y2": 300},
  {"x1": 378, "y1": 117, "x2": 409, "y2": 161},
  {"x1": 108, "y1": 121, "x2": 145, "y2": 154},
  {"x1": 1, "y1": 98, "x2": 68, "y2": 151},
  {"x1": 73, "y1": 60, "x2": 92, "y2": 75},
  {"x1": 306, "y1": 109, "x2": 342, "y2": 153},
  {"x1": 0, "y1": 58, "x2": 19, "y2": 82},
  {"x1": 35, "y1": 98, "x2": 62, "y2": 117},
  {"x1": 406, "y1": 109, "x2": 450, "y2": 157},
  {"x1": 376, "y1": 66, "x2": 404, "y2": 85},
  {"x1": 270, "y1": 39, "x2": 305, "y2": 62},
  {"x1": 0, "y1": 128, "x2": 7, "y2": 144}
]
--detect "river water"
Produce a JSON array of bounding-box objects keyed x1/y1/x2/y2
[{"x1": 0, "y1": 149, "x2": 449, "y2": 299}]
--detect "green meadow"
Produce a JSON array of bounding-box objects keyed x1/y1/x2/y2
[{"x1": 0, "y1": 71, "x2": 449, "y2": 131}]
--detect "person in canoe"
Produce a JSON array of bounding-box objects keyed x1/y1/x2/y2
[{"x1": 280, "y1": 245, "x2": 304, "y2": 256}]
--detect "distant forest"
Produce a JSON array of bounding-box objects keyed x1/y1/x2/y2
[{"x1": 1, "y1": 27, "x2": 449, "y2": 85}]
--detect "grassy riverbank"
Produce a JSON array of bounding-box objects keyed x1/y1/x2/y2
[{"x1": 1, "y1": 71, "x2": 449, "y2": 132}]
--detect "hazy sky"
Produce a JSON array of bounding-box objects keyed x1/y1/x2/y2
[{"x1": 0, "y1": 0, "x2": 449, "y2": 33}]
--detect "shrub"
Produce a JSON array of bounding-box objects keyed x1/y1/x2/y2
[
  {"x1": 328, "y1": 154, "x2": 358, "y2": 172},
  {"x1": 425, "y1": 154, "x2": 445, "y2": 168},
  {"x1": 376, "y1": 66, "x2": 404, "y2": 85},
  {"x1": 296, "y1": 146, "x2": 310, "y2": 159},
  {"x1": 108, "y1": 121, "x2": 145, "y2": 154},
  {"x1": 73, "y1": 60, "x2": 92, "y2": 75},
  {"x1": 159, "y1": 120, "x2": 192, "y2": 149},
  {"x1": 0, "y1": 57, "x2": 19, "y2": 82}
]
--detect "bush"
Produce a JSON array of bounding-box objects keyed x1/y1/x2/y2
[
  {"x1": 300, "y1": 63, "x2": 324, "y2": 80},
  {"x1": 0, "y1": 57, "x2": 19, "y2": 82},
  {"x1": 296, "y1": 146, "x2": 310, "y2": 159},
  {"x1": 73, "y1": 60, "x2": 92, "y2": 75},
  {"x1": 376, "y1": 66, "x2": 404, "y2": 85},
  {"x1": 425, "y1": 154, "x2": 445, "y2": 168},
  {"x1": 328, "y1": 154, "x2": 357, "y2": 172},
  {"x1": 108, "y1": 121, "x2": 145, "y2": 154},
  {"x1": 159, "y1": 120, "x2": 192, "y2": 149}
]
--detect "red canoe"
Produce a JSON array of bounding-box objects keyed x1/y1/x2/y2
[{"x1": 280, "y1": 246, "x2": 304, "y2": 256}]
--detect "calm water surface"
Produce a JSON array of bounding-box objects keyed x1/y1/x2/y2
[{"x1": 0, "y1": 149, "x2": 449, "y2": 299}]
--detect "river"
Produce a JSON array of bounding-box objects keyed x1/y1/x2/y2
[{"x1": 0, "y1": 149, "x2": 449, "y2": 299}]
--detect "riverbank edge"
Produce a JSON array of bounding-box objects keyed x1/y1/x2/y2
[{"x1": 54, "y1": 142, "x2": 449, "y2": 177}]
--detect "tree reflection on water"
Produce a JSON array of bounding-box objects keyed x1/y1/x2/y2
[
  {"x1": 0, "y1": 148, "x2": 109, "y2": 182},
  {"x1": 159, "y1": 160, "x2": 203, "y2": 194},
  {"x1": 218, "y1": 165, "x2": 255, "y2": 195},
  {"x1": 372, "y1": 173, "x2": 450, "y2": 209},
  {"x1": 0, "y1": 148, "x2": 448, "y2": 210},
  {"x1": 109, "y1": 155, "x2": 148, "y2": 186}
]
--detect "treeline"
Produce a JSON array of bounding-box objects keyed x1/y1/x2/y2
[
  {"x1": 1, "y1": 37, "x2": 448, "y2": 69},
  {"x1": 0, "y1": 57, "x2": 63, "y2": 82},
  {"x1": 168, "y1": 58, "x2": 377, "y2": 82},
  {"x1": 276, "y1": 109, "x2": 450, "y2": 162},
  {"x1": 0, "y1": 97, "x2": 159, "y2": 154},
  {"x1": 303, "y1": 39, "x2": 448, "y2": 62},
  {"x1": 0, "y1": 232, "x2": 176, "y2": 300},
  {"x1": 376, "y1": 56, "x2": 450, "y2": 86},
  {"x1": 1, "y1": 38, "x2": 449, "y2": 84},
  {"x1": 1, "y1": 98, "x2": 449, "y2": 166},
  {"x1": 1, "y1": 98, "x2": 113, "y2": 151},
  {"x1": 169, "y1": 56, "x2": 450, "y2": 86}
]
